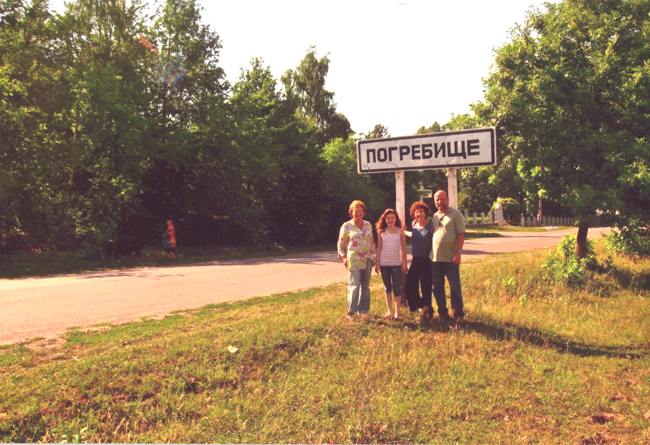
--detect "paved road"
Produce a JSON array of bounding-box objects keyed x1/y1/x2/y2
[{"x1": 0, "y1": 227, "x2": 611, "y2": 345}]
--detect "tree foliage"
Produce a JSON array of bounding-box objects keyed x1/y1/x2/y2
[
  {"x1": 0, "y1": 0, "x2": 364, "y2": 252},
  {"x1": 281, "y1": 47, "x2": 352, "y2": 148},
  {"x1": 320, "y1": 136, "x2": 388, "y2": 239},
  {"x1": 15, "y1": 0, "x2": 647, "y2": 255},
  {"x1": 478, "y1": 0, "x2": 650, "y2": 257}
]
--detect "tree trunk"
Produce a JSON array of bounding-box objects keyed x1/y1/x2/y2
[{"x1": 575, "y1": 223, "x2": 590, "y2": 260}]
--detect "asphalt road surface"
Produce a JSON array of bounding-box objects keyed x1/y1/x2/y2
[{"x1": 1, "y1": 227, "x2": 611, "y2": 345}]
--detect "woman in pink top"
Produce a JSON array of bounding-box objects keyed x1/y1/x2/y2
[{"x1": 375, "y1": 209, "x2": 407, "y2": 319}]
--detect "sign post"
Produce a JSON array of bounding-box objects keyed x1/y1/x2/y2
[
  {"x1": 395, "y1": 170, "x2": 405, "y2": 227},
  {"x1": 357, "y1": 127, "x2": 497, "y2": 223},
  {"x1": 447, "y1": 168, "x2": 458, "y2": 209}
]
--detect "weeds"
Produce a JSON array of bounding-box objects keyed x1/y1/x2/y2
[
  {"x1": 0, "y1": 241, "x2": 649, "y2": 443},
  {"x1": 604, "y1": 218, "x2": 650, "y2": 258},
  {"x1": 541, "y1": 234, "x2": 599, "y2": 288}
]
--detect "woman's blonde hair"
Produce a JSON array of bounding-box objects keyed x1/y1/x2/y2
[{"x1": 348, "y1": 200, "x2": 367, "y2": 217}]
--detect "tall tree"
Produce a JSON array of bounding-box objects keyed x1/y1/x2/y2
[
  {"x1": 231, "y1": 58, "x2": 330, "y2": 244},
  {"x1": 478, "y1": 0, "x2": 650, "y2": 258},
  {"x1": 140, "y1": 0, "x2": 229, "y2": 239},
  {"x1": 229, "y1": 58, "x2": 286, "y2": 240},
  {"x1": 0, "y1": 0, "x2": 78, "y2": 249},
  {"x1": 57, "y1": 0, "x2": 152, "y2": 242},
  {"x1": 281, "y1": 47, "x2": 351, "y2": 148}
]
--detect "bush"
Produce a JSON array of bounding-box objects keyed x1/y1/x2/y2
[
  {"x1": 542, "y1": 234, "x2": 596, "y2": 288},
  {"x1": 604, "y1": 220, "x2": 650, "y2": 257},
  {"x1": 80, "y1": 242, "x2": 105, "y2": 262},
  {"x1": 0, "y1": 228, "x2": 27, "y2": 253},
  {"x1": 491, "y1": 197, "x2": 520, "y2": 221}
]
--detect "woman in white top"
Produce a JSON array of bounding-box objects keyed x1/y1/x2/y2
[{"x1": 375, "y1": 209, "x2": 407, "y2": 319}]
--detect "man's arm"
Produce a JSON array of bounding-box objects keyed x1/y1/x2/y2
[
  {"x1": 457, "y1": 233, "x2": 465, "y2": 251},
  {"x1": 453, "y1": 233, "x2": 465, "y2": 264}
]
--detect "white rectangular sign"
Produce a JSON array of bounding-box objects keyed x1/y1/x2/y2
[{"x1": 357, "y1": 127, "x2": 497, "y2": 173}]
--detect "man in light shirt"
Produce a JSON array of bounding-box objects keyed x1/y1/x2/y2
[{"x1": 431, "y1": 190, "x2": 466, "y2": 323}]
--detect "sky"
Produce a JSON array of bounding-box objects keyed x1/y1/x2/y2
[{"x1": 48, "y1": 0, "x2": 551, "y2": 138}]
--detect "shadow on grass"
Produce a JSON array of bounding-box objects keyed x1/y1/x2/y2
[
  {"x1": 609, "y1": 266, "x2": 650, "y2": 291},
  {"x1": 462, "y1": 318, "x2": 645, "y2": 359},
  {"x1": 375, "y1": 314, "x2": 646, "y2": 359},
  {"x1": 373, "y1": 315, "x2": 460, "y2": 335}
]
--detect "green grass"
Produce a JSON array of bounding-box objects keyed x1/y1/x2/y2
[{"x1": 1, "y1": 240, "x2": 648, "y2": 443}]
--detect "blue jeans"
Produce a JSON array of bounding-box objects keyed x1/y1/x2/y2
[
  {"x1": 431, "y1": 262, "x2": 464, "y2": 318},
  {"x1": 380, "y1": 266, "x2": 402, "y2": 296},
  {"x1": 347, "y1": 261, "x2": 373, "y2": 316}
]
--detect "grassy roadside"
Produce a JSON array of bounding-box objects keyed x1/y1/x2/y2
[
  {"x1": 1, "y1": 239, "x2": 648, "y2": 443},
  {"x1": 0, "y1": 226, "x2": 570, "y2": 280}
]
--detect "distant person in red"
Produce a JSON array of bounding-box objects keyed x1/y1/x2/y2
[{"x1": 165, "y1": 219, "x2": 177, "y2": 259}]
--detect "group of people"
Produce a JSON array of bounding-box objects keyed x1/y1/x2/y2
[{"x1": 337, "y1": 190, "x2": 466, "y2": 324}]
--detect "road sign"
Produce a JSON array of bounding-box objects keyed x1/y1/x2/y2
[{"x1": 357, "y1": 127, "x2": 497, "y2": 174}]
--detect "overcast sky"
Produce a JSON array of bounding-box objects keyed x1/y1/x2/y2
[{"x1": 49, "y1": 0, "x2": 551, "y2": 137}]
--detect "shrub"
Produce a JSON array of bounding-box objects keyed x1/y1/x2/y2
[
  {"x1": 604, "y1": 220, "x2": 650, "y2": 257},
  {"x1": 491, "y1": 197, "x2": 520, "y2": 221},
  {"x1": 80, "y1": 242, "x2": 105, "y2": 262},
  {"x1": 542, "y1": 234, "x2": 596, "y2": 288}
]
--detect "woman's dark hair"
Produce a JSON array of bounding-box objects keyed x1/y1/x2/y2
[
  {"x1": 376, "y1": 208, "x2": 403, "y2": 233},
  {"x1": 409, "y1": 202, "x2": 430, "y2": 219}
]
